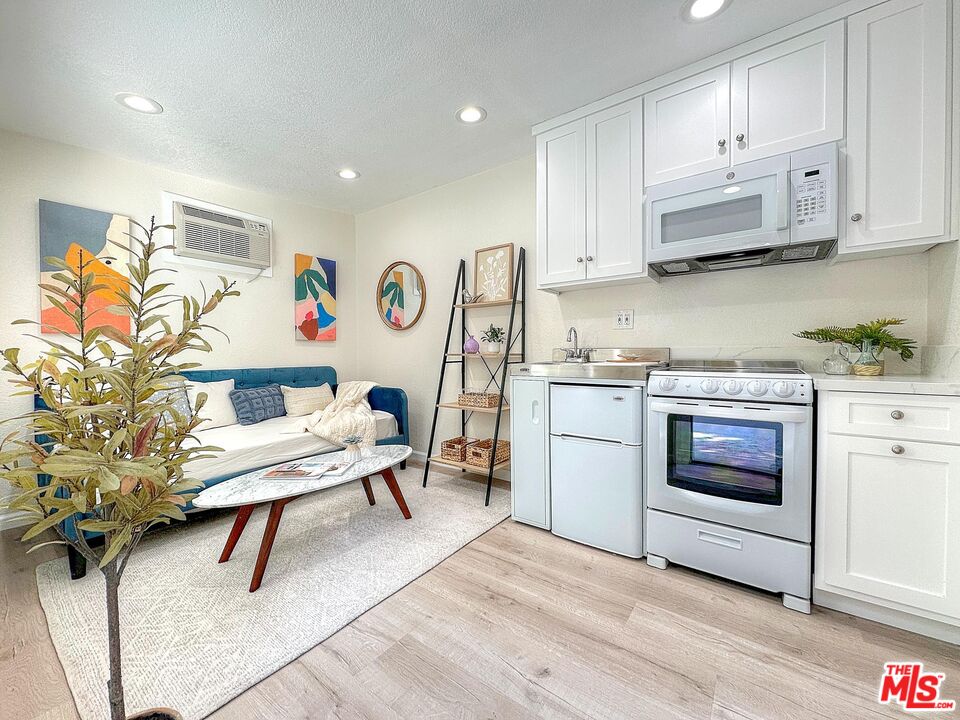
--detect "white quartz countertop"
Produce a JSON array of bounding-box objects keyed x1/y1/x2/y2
[{"x1": 809, "y1": 373, "x2": 960, "y2": 396}]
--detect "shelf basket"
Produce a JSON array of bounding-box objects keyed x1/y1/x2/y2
[
  {"x1": 440, "y1": 436, "x2": 477, "y2": 462},
  {"x1": 457, "y1": 390, "x2": 502, "y2": 408},
  {"x1": 466, "y1": 438, "x2": 511, "y2": 467}
]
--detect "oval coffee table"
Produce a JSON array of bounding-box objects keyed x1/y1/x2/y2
[{"x1": 194, "y1": 444, "x2": 413, "y2": 592}]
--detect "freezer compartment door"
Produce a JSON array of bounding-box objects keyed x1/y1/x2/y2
[
  {"x1": 550, "y1": 383, "x2": 644, "y2": 444},
  {"x1": 549, "y1": 434, "x2": 643, "y2": 557}
]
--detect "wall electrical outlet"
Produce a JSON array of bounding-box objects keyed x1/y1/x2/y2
[{"x1": 614, "y1": 309, "x2": 634, "y2": 329}]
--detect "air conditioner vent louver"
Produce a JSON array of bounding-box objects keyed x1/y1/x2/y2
[{"x1": 173, "y1": 201, "x2": 271, "y2": 269}]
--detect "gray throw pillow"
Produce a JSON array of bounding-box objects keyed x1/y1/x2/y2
[{"x1": 229, "y1": 384, "x2": 287, "y2": 425}]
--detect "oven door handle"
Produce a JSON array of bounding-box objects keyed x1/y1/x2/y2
[{"x1": 647, "y1": 400, "x2": 808, "y2": 424}]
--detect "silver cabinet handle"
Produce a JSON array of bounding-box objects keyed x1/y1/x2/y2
[
  {"x1": 851, "y1": 213, "x2": 863, "y2": 222},
  {"x1": 891, "y1": 410, "x2": 904, "y2": 420},
  {"x1": 736, "y1": 133, "x2": 745, "y2": 142},
  {"x1": 891, "y1": 444, "x2": 905, "y2": 455},
  {"x1": 586, "y1": 255, "x2": 594, "y2": 261},
  {"x1": 717, "y1": 139, "x2": 726, "y2": 147},
  {"x1": 576, "y1": 256, "x2": 584, "y2": 263}
]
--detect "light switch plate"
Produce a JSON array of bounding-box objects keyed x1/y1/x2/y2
[{"x1": 614, "y1": 309, "x2": 634, "y2": 329}]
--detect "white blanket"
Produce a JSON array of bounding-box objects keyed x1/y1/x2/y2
[{"x1": 304, "y1": 380, "x2": 379, "y2": 446}]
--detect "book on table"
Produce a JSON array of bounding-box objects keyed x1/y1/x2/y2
[{"x1": 263, "y1": 460, "x2": 356, "y2": 479}]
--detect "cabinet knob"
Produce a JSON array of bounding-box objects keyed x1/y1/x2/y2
[
  {"x1": 717, "y1": 139, "x2": 726, "y2": 147},
  {"x1": 851, "y1": 213, "x2": 863, "y2": 222},
  {"x1": 890, "y1": 410, "x2": 904, "y2": 420},
  {"x1": 577, "y1": 256, "x2": 584, "y2": 263},
  {"x1": 586, "y1": 255, "x2": 594, "y2": 262},
  {"x1": 736, "y1": 133, "x2": 745, "y2": 142},
  {"x1": 891, "y1": 444, "x2": 905, "y2": 455}
]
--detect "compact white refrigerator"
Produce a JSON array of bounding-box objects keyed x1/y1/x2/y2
[{"x1": 549, "y1": 384, "x2": 644, "y2": 558}]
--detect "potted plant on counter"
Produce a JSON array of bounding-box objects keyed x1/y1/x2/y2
[
  {"x1": 0, "y1": 218, "x2": 238, "y2": 720},
  {"x1": 795, "y1": 318, "x2": 917, "y2": 376},
  {"x1": 480, "y1": 324, "x2": 506, "y2": 354}
]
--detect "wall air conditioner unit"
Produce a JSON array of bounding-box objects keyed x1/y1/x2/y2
[{"x1": 172, "y1": 201, "x2": 271, "y2": 269}]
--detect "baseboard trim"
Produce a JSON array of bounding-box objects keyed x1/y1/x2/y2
[{"x1": 814, "y1": 588, "x2": 960, "y2": 645}]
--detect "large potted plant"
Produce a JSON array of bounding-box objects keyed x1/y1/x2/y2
[
  {"x1": 795, "y1": 317, "x2": 917, "y2": 376},
  {"x1": 0, "y1": 218, "x2": 238, "y2": 720}
]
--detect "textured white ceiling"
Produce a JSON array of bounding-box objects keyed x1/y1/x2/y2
[{"x1": 0, "y1": 0, "x2": 848, "y2": 213}]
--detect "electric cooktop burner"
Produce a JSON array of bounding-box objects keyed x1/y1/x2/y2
[{"x1": 666, "y1": 360, "x2": 806, "y2": 374}]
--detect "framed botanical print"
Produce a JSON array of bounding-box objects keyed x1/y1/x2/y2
[{"x1": 474, "y1": 242, "x2": 514, "y2": 303}]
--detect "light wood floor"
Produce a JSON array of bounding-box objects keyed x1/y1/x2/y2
[{"x1": 3, "y1": 502, "x2": 959, "y2": 719}]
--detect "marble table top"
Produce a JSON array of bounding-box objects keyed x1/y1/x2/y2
[{"x1": 193, "y1": 445, "x2": 412, "y2": 508}]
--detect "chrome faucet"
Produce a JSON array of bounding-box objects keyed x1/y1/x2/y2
[{"x1": 564, "y1": 326, "x2": 589, "y2": 361}]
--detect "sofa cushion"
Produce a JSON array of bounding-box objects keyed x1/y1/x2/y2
[
  {"x1": 280, "y1": 383, "x2": 334, "y2": 417},
  {"x1": 230, "y1": 384, "x2": 286, "y2": 425},
  {"x1": 186, "y1": 379, "x2": 238, "y2": 430},
  {"x1": 155, "y1": 380, "x2": 192, "y2": 427}
]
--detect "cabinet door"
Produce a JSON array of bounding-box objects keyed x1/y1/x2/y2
[
  {"x1": 643, "y1": 66, "x2": 730, "y2": 185},
  {"x1": 730, "y1": 22, "x2": 844, "y2": 163},
  {"x1": 537, "y1": 120, "x2": 587, "y2": 287},
  {"x1": 843, "y1": 0, "x2": 949, "y2": 251},
  {"x1": 585, "y1": 98, "x2": 646, "y2": 280},
  {"x1": 817, "y1": 434, "x2": 960, "y2": 622},
  {"x1": 510, "y1": 378, "x2": 550, "y2": 529}
]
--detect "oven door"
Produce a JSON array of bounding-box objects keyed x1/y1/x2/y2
[
  {"x1": 646, "y1": 154, "x2": 790, "y2": 263},
  {"x1": 646, "y1": 398, "x2": 812, "y2": 542}
]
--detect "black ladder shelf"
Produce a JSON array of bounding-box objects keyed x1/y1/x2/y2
[{"x1": 422, "y1": 247, "x2": 526, "y2": 505}]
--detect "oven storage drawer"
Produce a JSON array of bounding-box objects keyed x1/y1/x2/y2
[
  {"x1": 646, "y1": 509, "x2": 811, "y2": 598},
  {"x1": 823, "y1": 391, "x2": 960, "y2": 445}
]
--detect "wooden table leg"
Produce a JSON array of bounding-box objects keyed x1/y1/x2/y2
[
  {"x1": 360, "y1": 476, "x2": 376, "y2": 506},
  {"x1": 249, "y1": 498, "x2": 292, "y2": 593},
  {"x1": 219, "y1": 504, "x2": 255, "y2": 563},
  {"x1": 379, "y1": 466, "x2": 412, "y2": 519}
]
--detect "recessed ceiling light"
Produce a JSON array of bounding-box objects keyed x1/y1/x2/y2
[
  {"x1": 681, "y1": 0, "x2": 730, "y2": 22},
  {"x1": 337, "y1": 168, "x2": 360, "y2": 180},
  {"x1": 722, "y1": 185, "x2": 742, "y2": 194},
  {"x1": 456, "y1": 106, "x2": 487, "y2": 124},
  {"x1": 114, "y1": 92, "x2": 163, "y2": 114}
]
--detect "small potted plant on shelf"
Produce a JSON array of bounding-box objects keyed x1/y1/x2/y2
[
  {"x1": 795, "y1": 317, "x2": 917, "y2": 376},
  {"x1": 480, "y1": 324, "x2": 505, "y2": 354},
  {"x1": 0, "y1": 218, "x2": 238, "y2": 720}
]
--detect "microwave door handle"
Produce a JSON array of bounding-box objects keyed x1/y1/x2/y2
[
  {"x1": 776, "y1": 168, "x2": 789, "y2": 230},
  {"x1": 647, "y1": 400, "x2": 808, "y2": 424}
]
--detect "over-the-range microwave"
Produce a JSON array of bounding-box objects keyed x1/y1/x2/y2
[{"x1": 645, "y1": 143, "x2": 838, "y2": 277}]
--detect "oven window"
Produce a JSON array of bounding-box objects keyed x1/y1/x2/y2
[
  {"x1": 667, "y1": 414, "x2": 783, "y2": 505},
  {"x1": 660, "y1": 194, "x2": 763, "y2": 245}
]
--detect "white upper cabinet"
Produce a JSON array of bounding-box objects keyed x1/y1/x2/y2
[
  {"x1": 643, "y1": 66, "x2": 730, "y2": 186},
  {"x1": 536, "y1": 120, "x2": 587, "y2": 286},
  {"x1": 586, "y1": 98, "x2": 646, "y2": 279},
  {"x1": 538, "y1": 100, "x2": 647, "y2": 290},
  {"x1": 730, "y1": 22, "x2": 845, "y2": 163},
  {"x1": 842, "y1": 0, "x2": 950, "y2": 254}
]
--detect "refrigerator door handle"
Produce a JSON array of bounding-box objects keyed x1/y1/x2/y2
[{"x1": 553, "y1": 432, "x2": 625, "y2": 447}]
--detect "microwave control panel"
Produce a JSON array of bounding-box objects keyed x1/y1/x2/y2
[{"x1": 791, "y1": 164, "x2": 831, "y2": 227}]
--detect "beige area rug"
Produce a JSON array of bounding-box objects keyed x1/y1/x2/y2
[{"x1": 36, "y1": 466, "x2": 510, "y2": 720}]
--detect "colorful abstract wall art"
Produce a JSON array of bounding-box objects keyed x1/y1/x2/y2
[
  {"x1": 380, "y1": 268, "x2": 405, "y2": 328},
  {"x1": 38, "y1": 199, "x2": 131, "y2": 335},
  {"x1": 295, "y1": 253, "x2": 337, "y2": 341}
]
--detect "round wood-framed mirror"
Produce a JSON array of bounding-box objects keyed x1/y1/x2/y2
[{"x1": 377, "y1": 261, "x2": 426, "y2": 330}]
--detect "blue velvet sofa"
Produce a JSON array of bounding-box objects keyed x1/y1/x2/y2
[{"x1": 37, "y1": 365, "x2": 408, "y2": 579}]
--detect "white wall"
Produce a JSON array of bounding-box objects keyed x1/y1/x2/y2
[
  {"x1": 0, "y1": 129, "x2": 356, "y2": 526},
  {"x1": 356, "y1": 154, "x2": 931, "y2": 455}
]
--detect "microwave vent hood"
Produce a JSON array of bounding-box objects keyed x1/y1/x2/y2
[{"x1": 649, "y1": 239, "x2": 835, "y2": 277}]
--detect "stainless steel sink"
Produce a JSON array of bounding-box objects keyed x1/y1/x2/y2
[{"x1": 512, "y1": 347, "x2": 670, "y2": 381}]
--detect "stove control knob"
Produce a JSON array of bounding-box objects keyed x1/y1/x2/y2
[
  {"x1": 722, "y1": 380, "x2": 743, "y2": 395},
  {"x1": 772, "y1": 381, "x2": 796, "y2": 398},
  {"x1": 658, "y1": 377, "x2": 678, "y2": 392},
  {"x1": 700, "y1": 379, "x2": 720, "y2": 394},
  {"x1": 747, "y1": 380, "x2": 768, "y2": 397}
]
